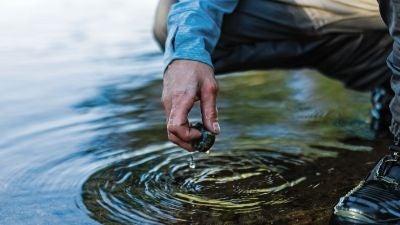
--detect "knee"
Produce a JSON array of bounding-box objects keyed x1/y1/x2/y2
[{"x1": 153, "y1": 0, "x2": 177, "y2": 51}]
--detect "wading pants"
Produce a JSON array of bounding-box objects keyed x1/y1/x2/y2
[{"x1": 379, "y1": 0, "x2": 400, "y2": 137}]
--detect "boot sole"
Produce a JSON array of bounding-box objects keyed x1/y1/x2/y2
[{"x1": 330, "y1": 213, "x2": 400, "y2": 225}]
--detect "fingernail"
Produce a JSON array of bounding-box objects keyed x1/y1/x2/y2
[{"x1": 213, "y1": 122, "x2": 220, "y2": 134}]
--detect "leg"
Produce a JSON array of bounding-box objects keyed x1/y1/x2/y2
[
  {"x1": 214, "y1": 32, "x2": 392, "y2": 91},
  {"x1": 213, "y1": 0, "x2": 392, "y2": 91},
  {"x1": 379, "y1": 0, "x2": 400, "y2": 138},
  {"x1": 153, "y1": 0, "x2": 177, "y2": 51},
  {"x1": 331, "y1": 1, "x2": 400, "y2": 224},
  {"x1": 213, "y1": 1, "x2": 393, "y2": 135}
]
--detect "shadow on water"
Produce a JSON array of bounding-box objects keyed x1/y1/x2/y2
[{"x1": 79, "y1": 70, "x2": 390, "y2": 225}]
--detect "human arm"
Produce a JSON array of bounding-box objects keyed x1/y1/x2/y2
[{"x1": 162, "y1": 0, "x2": 238, "y2": 151}]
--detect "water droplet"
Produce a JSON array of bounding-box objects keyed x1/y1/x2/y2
[{"x1": 189, "y1": 153, "x2": 196, "y2": 169}]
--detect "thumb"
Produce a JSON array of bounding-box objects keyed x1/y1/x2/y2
[{"x1": 200, "y1": 81, "x2": 220, "y2": 134}]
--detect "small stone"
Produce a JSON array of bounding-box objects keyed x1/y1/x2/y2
[{"x1": 190, "y1": 122, "x2": 215, "y2": 153}]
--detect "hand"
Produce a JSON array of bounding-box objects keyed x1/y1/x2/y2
[{"x1": 162, "y1": 60, "x2": 220, "y2": 151}]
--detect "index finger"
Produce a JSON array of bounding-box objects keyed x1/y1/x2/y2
[{"x1": 167, "y1": 94, "x2": 201, "y2": 142}]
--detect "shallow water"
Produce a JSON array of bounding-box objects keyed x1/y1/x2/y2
[{"x1": 0, "y1": 1, "x2": 391, "y2": 225}]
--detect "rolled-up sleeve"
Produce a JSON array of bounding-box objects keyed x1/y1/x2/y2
[{"x1": 163, "y1": 0, "x2": 238, "y2": 71}]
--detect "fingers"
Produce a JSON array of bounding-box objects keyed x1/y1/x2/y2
[
  {"x1": 168, "y1": 93, "x2": 201, "y2": 138},
  {"x1": 167, "y1": 131, "x2": 195, "y2": 151},
  {"x1": 161, "y1": 60, "x2": 217, "y2": 151},
  {"x1": 165, "y1": 92, "x2": 201, "y2": 151},
  {"x1": 200, "y1": 78, "x2": 220, "y2": 134}
]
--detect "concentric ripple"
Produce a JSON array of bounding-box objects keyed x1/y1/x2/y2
[{"x1": 82, "y1": 145, "x2": 307, "y2": 224}]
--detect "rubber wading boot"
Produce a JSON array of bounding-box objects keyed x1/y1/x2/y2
[
  {"x1": 330, "y1": 139, "x2": 400, "y2": 224},
  {"x1": 371, "y1": 85, "x2": 393, "y2": 138}
]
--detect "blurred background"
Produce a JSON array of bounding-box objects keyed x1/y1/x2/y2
[{"x1": 0, "y1": 1, "x2": 390, "y2": 224}]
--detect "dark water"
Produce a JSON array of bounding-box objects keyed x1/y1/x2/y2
[{"x1": 0, "y1": 1, "x2": 390, "y2": 225}]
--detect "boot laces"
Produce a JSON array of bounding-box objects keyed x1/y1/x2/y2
[{"x1": 375, "y1": 137, "x2": 400, "y2": 179}]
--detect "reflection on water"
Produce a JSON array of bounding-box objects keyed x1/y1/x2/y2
[
  {"x1": 0, "y1": 0, "x2": 391, "y2": 224},
  {"x1": 80, "y1": 70, "x2": 387, "y2": 224},
  {"x1": 83, "y1": 147, "x2": 306, "y2": 224}
]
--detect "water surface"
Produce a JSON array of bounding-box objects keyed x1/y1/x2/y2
[{"x1": 0, "y1": 1, "x2": 390, "y2": 224}]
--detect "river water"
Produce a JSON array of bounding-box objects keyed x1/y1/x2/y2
[{"x1": 0, "y1": 1, "x2": 391, "y2": 224}]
